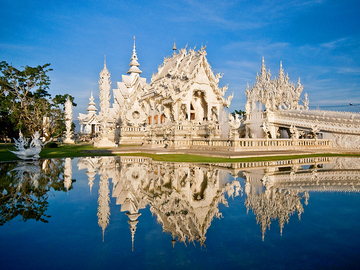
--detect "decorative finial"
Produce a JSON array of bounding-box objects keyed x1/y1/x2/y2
[
  {"x1": 127, "y1": 36, "x2": 142, "y2": 74},
  {"x1": 173, "y1": 38, "x2": 177, "y2": 53},
  {"x1": 104, "y1": 55, "x2": 106, "y2": 67}
]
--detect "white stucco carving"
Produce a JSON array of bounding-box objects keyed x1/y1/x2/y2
[
  {"x1": 10, "y1": 131, "x2": 49, "y2": 160},
  {"x1": 77, "y1": 40, "x2": 360, "y2": 150},
  {"x1": 64, "y1": 97, "x2": 75, "y2": 144},
  {"x1": 243, "y1": 58, "x2": 360, "y2": 148},
  {"x1": 125, "y1": 99, "x2": 147, "y2": 127},
  {"x1": 94, "y1": 59, "x2": 116, "y2": 147}
]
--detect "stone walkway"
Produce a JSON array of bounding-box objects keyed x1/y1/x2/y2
[{"x1": 85, "y1": 146, "x2": 360, "y2": 159}]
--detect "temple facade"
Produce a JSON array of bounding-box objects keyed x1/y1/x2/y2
[
  {"x1": 242, "y1": 59, "x2": 360, "y2": 149},
  {"x1": 79, "y1": 38, "x2": 233, "y2": 147},
  {"x1": 78, "y1": 39, "x2": 360, "y2": 150}
]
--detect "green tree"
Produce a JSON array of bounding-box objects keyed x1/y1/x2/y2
[
  {"x1": 0, "y1": 61, "x2": 52, "y2": 137},
  {"x1": 232, "y1": 109, "x2": 246, "y2": 116},
  {"x1": 0, "y1": 62, "x2": 76, "y2": 141}
]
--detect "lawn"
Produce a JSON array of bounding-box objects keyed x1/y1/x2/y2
[{"x1": 1, "y1": 143, "x2": 360, "y2": 163}]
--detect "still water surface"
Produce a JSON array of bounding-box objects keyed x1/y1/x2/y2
[{"x1": 1, "y1": 156, "x2": 360, "y2": 269}]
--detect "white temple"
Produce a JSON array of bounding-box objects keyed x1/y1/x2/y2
[
  {"x1": 78, "y1": 38, "x2": 360, "y2": 150},
  {"x1": 241, "y1": 58, "x2": 360, "y2": 150}
]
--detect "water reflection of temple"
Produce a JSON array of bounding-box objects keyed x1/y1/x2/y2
[
  {"x1": 235, "y1": 157, "x2": 360, "y2": 240},
  {"x1": 78, "y1": 156, "x2": 241, "y2": 248},
  {"x1": 76, "y1": 156, "x2": 360, "y2": 246}
]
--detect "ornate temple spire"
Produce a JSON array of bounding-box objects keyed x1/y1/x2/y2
[
  {"x1": 260, "y1": 57, "x2": 267, "y2": 79},
  {"x1": 127, "y1": 36, "x2": 142, "y2": 74},
  {"x1": 86, "y1": 91, "x2": 98, "y2": 114},
  {"x1": 94, "y1": 58, "x2": 115, "y2": 147},
  {"x1": 173, "y1": 38, "x2": 177, "y2": 54},
  {"x1": 278, "y1": 61, "x2": 285, "y2": 82},
  {"x1": 64, "y1": 97, "x2": 74, "y2": 144},
  {"x1": 99, "y1": 61, "x2": 111, "y2": 122}
]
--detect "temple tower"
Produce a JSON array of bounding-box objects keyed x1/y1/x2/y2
[{"x1": 94, "y1": 58, "x2": 116, "y2": 147}]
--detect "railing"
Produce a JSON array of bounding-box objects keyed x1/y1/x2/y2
[
  {"x1": 121, "y1": 127, "x2": 146, "y2": 132},
  {"x1": 212, "y1": 156, "x2": 333, "y2": 169},
  {"x1": 144, "y1": 138, "x2": 332, "y2": 151}
]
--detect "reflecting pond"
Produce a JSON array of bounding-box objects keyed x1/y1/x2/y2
[{"x1": 1, "y1": 156, "x2": 360, "y2": 269}]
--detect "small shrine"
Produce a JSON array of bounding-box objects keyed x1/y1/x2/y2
[{"x1": 78, "y1": 92, "x2": 100, "y2": 137}]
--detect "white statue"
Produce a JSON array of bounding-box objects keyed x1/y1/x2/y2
[
  {"x1": 303, "y1": 93, "x2": 309, "y2": 110},
  {"x1": 228, "y1": 113, "x2": 242, "y2": 129},
  {"x1": 179, "y1": 104, "x2": 187, "y2": 121},
  {"x1": 262, "y1": 121, "x2": 270, "y2": 138},
  {"x1": 9, "y1": 130, "x2": 50, "y2": 160},
  {"x1": 192, "y1": 92, "x2": 204, "y2": 122},
  {"x1": 311, "y1": 124, "x2": 319, "y2": 139},
  {"x1": 210, "y1": 107, "x2": 218, "y2": 122},
  {"x1": 290, "y1": 125, "x2": 300, "y2": 139}
]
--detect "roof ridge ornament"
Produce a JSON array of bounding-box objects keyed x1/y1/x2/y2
[
  {"x1": 173, "y1": 38, "x2": 177, "y2": 54},
  {"x1": 127, "y1": 36, "x2": 142, "y2": 74}
]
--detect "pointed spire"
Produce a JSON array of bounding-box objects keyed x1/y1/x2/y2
[
  {"x1": 260, "y1": 57, "x2": 267, "y2": 79},
  {"x1": 101, "y1": 55, "x2": 110, "y2": 75},
  {"x1": 127, "y1": 36, "x2": 142, "y2": 74},
  {"x1": 173, "y1": 38, "x2": 177, "y2": 54},
  {"x1": 87, "y1": 90, "x2": 98, "y2": 113},
  {"x1": 278, "y1": 61, "x2": 285, "y2": 82}
]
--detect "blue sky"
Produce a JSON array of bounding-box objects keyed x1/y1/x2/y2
[{"x1": 1, "y1": 0, "x2": 360, "y2": 116}]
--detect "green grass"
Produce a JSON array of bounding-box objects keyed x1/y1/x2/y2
[
  {"x1": 0, "y1": 143, "x2": 109, "y2": 162},
  {"x1": 1, "y1": 143, "x2": 360, "y2": 163}
]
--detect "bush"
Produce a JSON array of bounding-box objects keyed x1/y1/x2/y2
[{"x1": 45, "y1": 142, "x2": 58, "y2": 148}]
